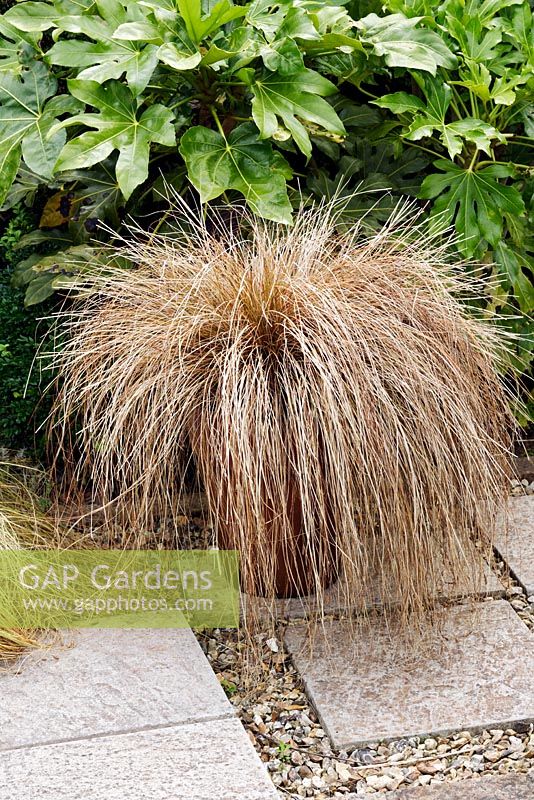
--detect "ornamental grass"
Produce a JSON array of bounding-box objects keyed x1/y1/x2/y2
[{"x1": 50, "y1": 201, "x2": 514, "y2": 629}]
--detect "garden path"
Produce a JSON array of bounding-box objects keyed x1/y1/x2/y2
[{"x1": 0, "y1": 628, "x2": 278, "y2": 799}]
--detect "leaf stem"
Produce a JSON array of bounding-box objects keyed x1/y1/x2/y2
[
  {"x1": 210, "y1": 106, "x2": 226, "y2": 138},
  {"x1": 356, "y1": 84, "x2": 379, "y2": 101},
  {"x1": 404, "y1": 140, "x2": 441, "y2": 158}
]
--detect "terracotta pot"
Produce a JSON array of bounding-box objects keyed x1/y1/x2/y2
[
  {"x1": 217, "y1": 475, "x2": 339, "y2": 599},
  {"x1": 189, "y1": 416, "x2": 338, "y2": 599}
]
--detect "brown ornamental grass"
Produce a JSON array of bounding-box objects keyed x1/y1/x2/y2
[{"x1": 50, "y1": 201, "x2": 514, "y2": 628}]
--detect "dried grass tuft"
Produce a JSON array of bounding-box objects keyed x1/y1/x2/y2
[
  {"x1": 0, "y1": 463, "x2": 62, "y2": 662},
  {"x1": 49, "y1": 200, "x2": 514, "y2": 630}
]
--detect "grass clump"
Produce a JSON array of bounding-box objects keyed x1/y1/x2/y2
[
  {"x1": 0, "y1": 462, "x2": 61, "y2": 661},
  {"x1": 50, "y1": 201, "x2": 514, "y2": 629}
]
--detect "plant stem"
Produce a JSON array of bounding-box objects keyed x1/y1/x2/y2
[{"x1": 210, "y1": 106, "x2": 226, "y2": 138}]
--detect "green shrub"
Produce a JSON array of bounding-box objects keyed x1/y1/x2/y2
[
  {"x1": 0, "y1": 205, "x2": 53, "y2": 450},
  {"x1": 308, "y1": 0, "x2": 534, "y2": 371},
  {"x1": 0, "y1": 0, "x2": 457, "y2": 302}
]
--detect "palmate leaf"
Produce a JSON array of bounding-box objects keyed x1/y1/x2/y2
[
  {"x1": 374, "y1": 78, "x2": 507, "y2": 159},
  {"x1": 419, "y1": 160, "x2": 525, "y2": 258},
  {"x1": 3, "y1": 2, "x2": 59, "y2": 32},
  {"x1": 250, "y1": 68, "x2": 344, "y2": 158},
  {"x1": 443, "y1": 0, "x2": 526, "y2": 68},
  {"x1": 13, "y1": 244, "x2": 98, "y2": 306},
  {"x1": 494, "y1": 241, "x2": 534, "y2": 314},
  {"x1": 354, "y1": 12, "x2": 456, "y2": 74},
  {"x1": 0, "y1": 163, "x2": 47, "y2": 211},
  {"x1": 0, "y1": 62, "x2": 82, "y2": 205},
  {"x1": 46, "y1": 2, "x2": 161, "y2": 97},
  {"x1": 179, "y1": 122, "x2": 293, "y2": 223},
  {"x1": 55, "y1": 160, "x2": 124, "y2": 231},
  {"x1": 0, "y1": 37, "x2": 23, "y2": 74},
  {"x1": 503, "y1": 4, "x2": 534, "y2": 67},
  {"x1": 0, "y1": 18, "x2": 42, "y2": 74},
  {"x1": 53, "y1": 80, "x2": 175, "y2": 200},
  {"x1": 48, "y1": 40, "x2": 160, "y2": 95}
]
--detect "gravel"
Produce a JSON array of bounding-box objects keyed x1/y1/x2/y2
[{"x1": 510, "y1": 479, "x2": 534, "y2": 496}]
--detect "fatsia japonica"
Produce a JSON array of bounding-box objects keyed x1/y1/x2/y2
[{"x1": 0, "y1": 0, "x2": 454, "y2": 302}]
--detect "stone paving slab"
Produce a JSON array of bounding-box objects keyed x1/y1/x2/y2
[
  {"x1": 245, "y1": 561, "x2": 502, "y2": 622},
  {"x1": 355, "y1": 770, "x2": 534, "y2": 800},
  {"x1": 0, "y1": 628, "x2": 231, "y2": 750},
  {"x1": 495, "y1": 495, "x2": 534, "y2": 597},
  {"x1": 0, "y1": 717, "x2": 279, "y2": 800},
  {"x1": 279, "y1": 561, "x2": 503, "y2": 620},
  {"x1": 285, "y1": 600, "x2": 534, "y2": 749}
]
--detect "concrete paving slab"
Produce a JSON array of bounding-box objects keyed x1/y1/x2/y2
[
  {"x1": 286, "y1": 600, "x2": 534, "y2": 749},
  {"x1": 0, "y1": 716, "x2": 279, "y2": 800},
  {"x1": 354, "y1": 770, "x2": 534, "y2": 799},
  {"x1": 0, "y1": 628, "x2": 232, "y2": 750},
  {"x1": 495, "y1": 496, "x2": 534, "y2": 597},
  {"x1": 276, "y1": 561, "x2": 503, "y2": 620},
  {"x1": 246, "y1": 560, "x2": 503, "y2": 622}
]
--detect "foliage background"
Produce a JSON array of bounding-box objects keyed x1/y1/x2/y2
[
  {"x1": 0, "y1": 0, "x2": 532, "y2": 448},
  {"x1": 0, "y1": 204, "x2": 53, "y2": 450}
]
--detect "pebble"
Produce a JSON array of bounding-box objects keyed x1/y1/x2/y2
[
  {"x1": 418, "y1": 759, "x2": 443, "y2": 775},
  {"x1": 335, "y1": 763, "x2": 352, "y2": 782},
  {"x1": 483, "y1": 749, "x2": 502, "y2": 762},
  {"x1": 510, "y1": 479, "x2": 534, "y2": 495},
  {"x1": 366, "y1": 775, "x2": 392, "y2": 790}
]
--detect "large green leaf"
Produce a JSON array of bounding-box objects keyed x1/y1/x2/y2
[
  {"x1": 419, "y1": 161, "x2": 526, "y2": 257},
  {"x1": 250, "y1": 68, "x2": 344, "y2": 157},
  {"x1": 355, "y1": 12, "x2": 457, "y2": 74},
  {"x1": 0, "y1": 62, "x2": 81, "y2": 204},
  {"x1": 0, "y1": 19, "x2": 41, "y2": 74},
  {"x1": 443, "y1": 0, "x2": 525, "y2": 68},
  {"x1": 246, "y1": 0, "x2": 286, "y2": 40},
  {"x1": 13, "y1": 244, "x2": 98, "y2": 306},
  {"x1": 3, "y1": 2, "x2": 59, "y2": 32},
  {"x1": 42, "y1": 1, "x2": 161, "y2": 94},
  {"x1": 503, "y1": 4, "x2": 534, "y2": 67},
  {"x1": 494, "y1": 241, "x2": 534, "y2": 314},
  {"x1": 374, "y1": 78, "x2": 506, "y2": 159},
  {"x1": 47, "y1": 38, "x2": 160, "y2": 96},
  {"x1": 179, "y1": 122, "x2": 292, "y2": 223},
  {"x1": 54, "y1": 80, "x2": 175, "y2": 199}
]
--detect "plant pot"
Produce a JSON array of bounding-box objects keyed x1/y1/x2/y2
[{"x1": 216, "y1": 473, "x2": 339, "y2": 599}]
